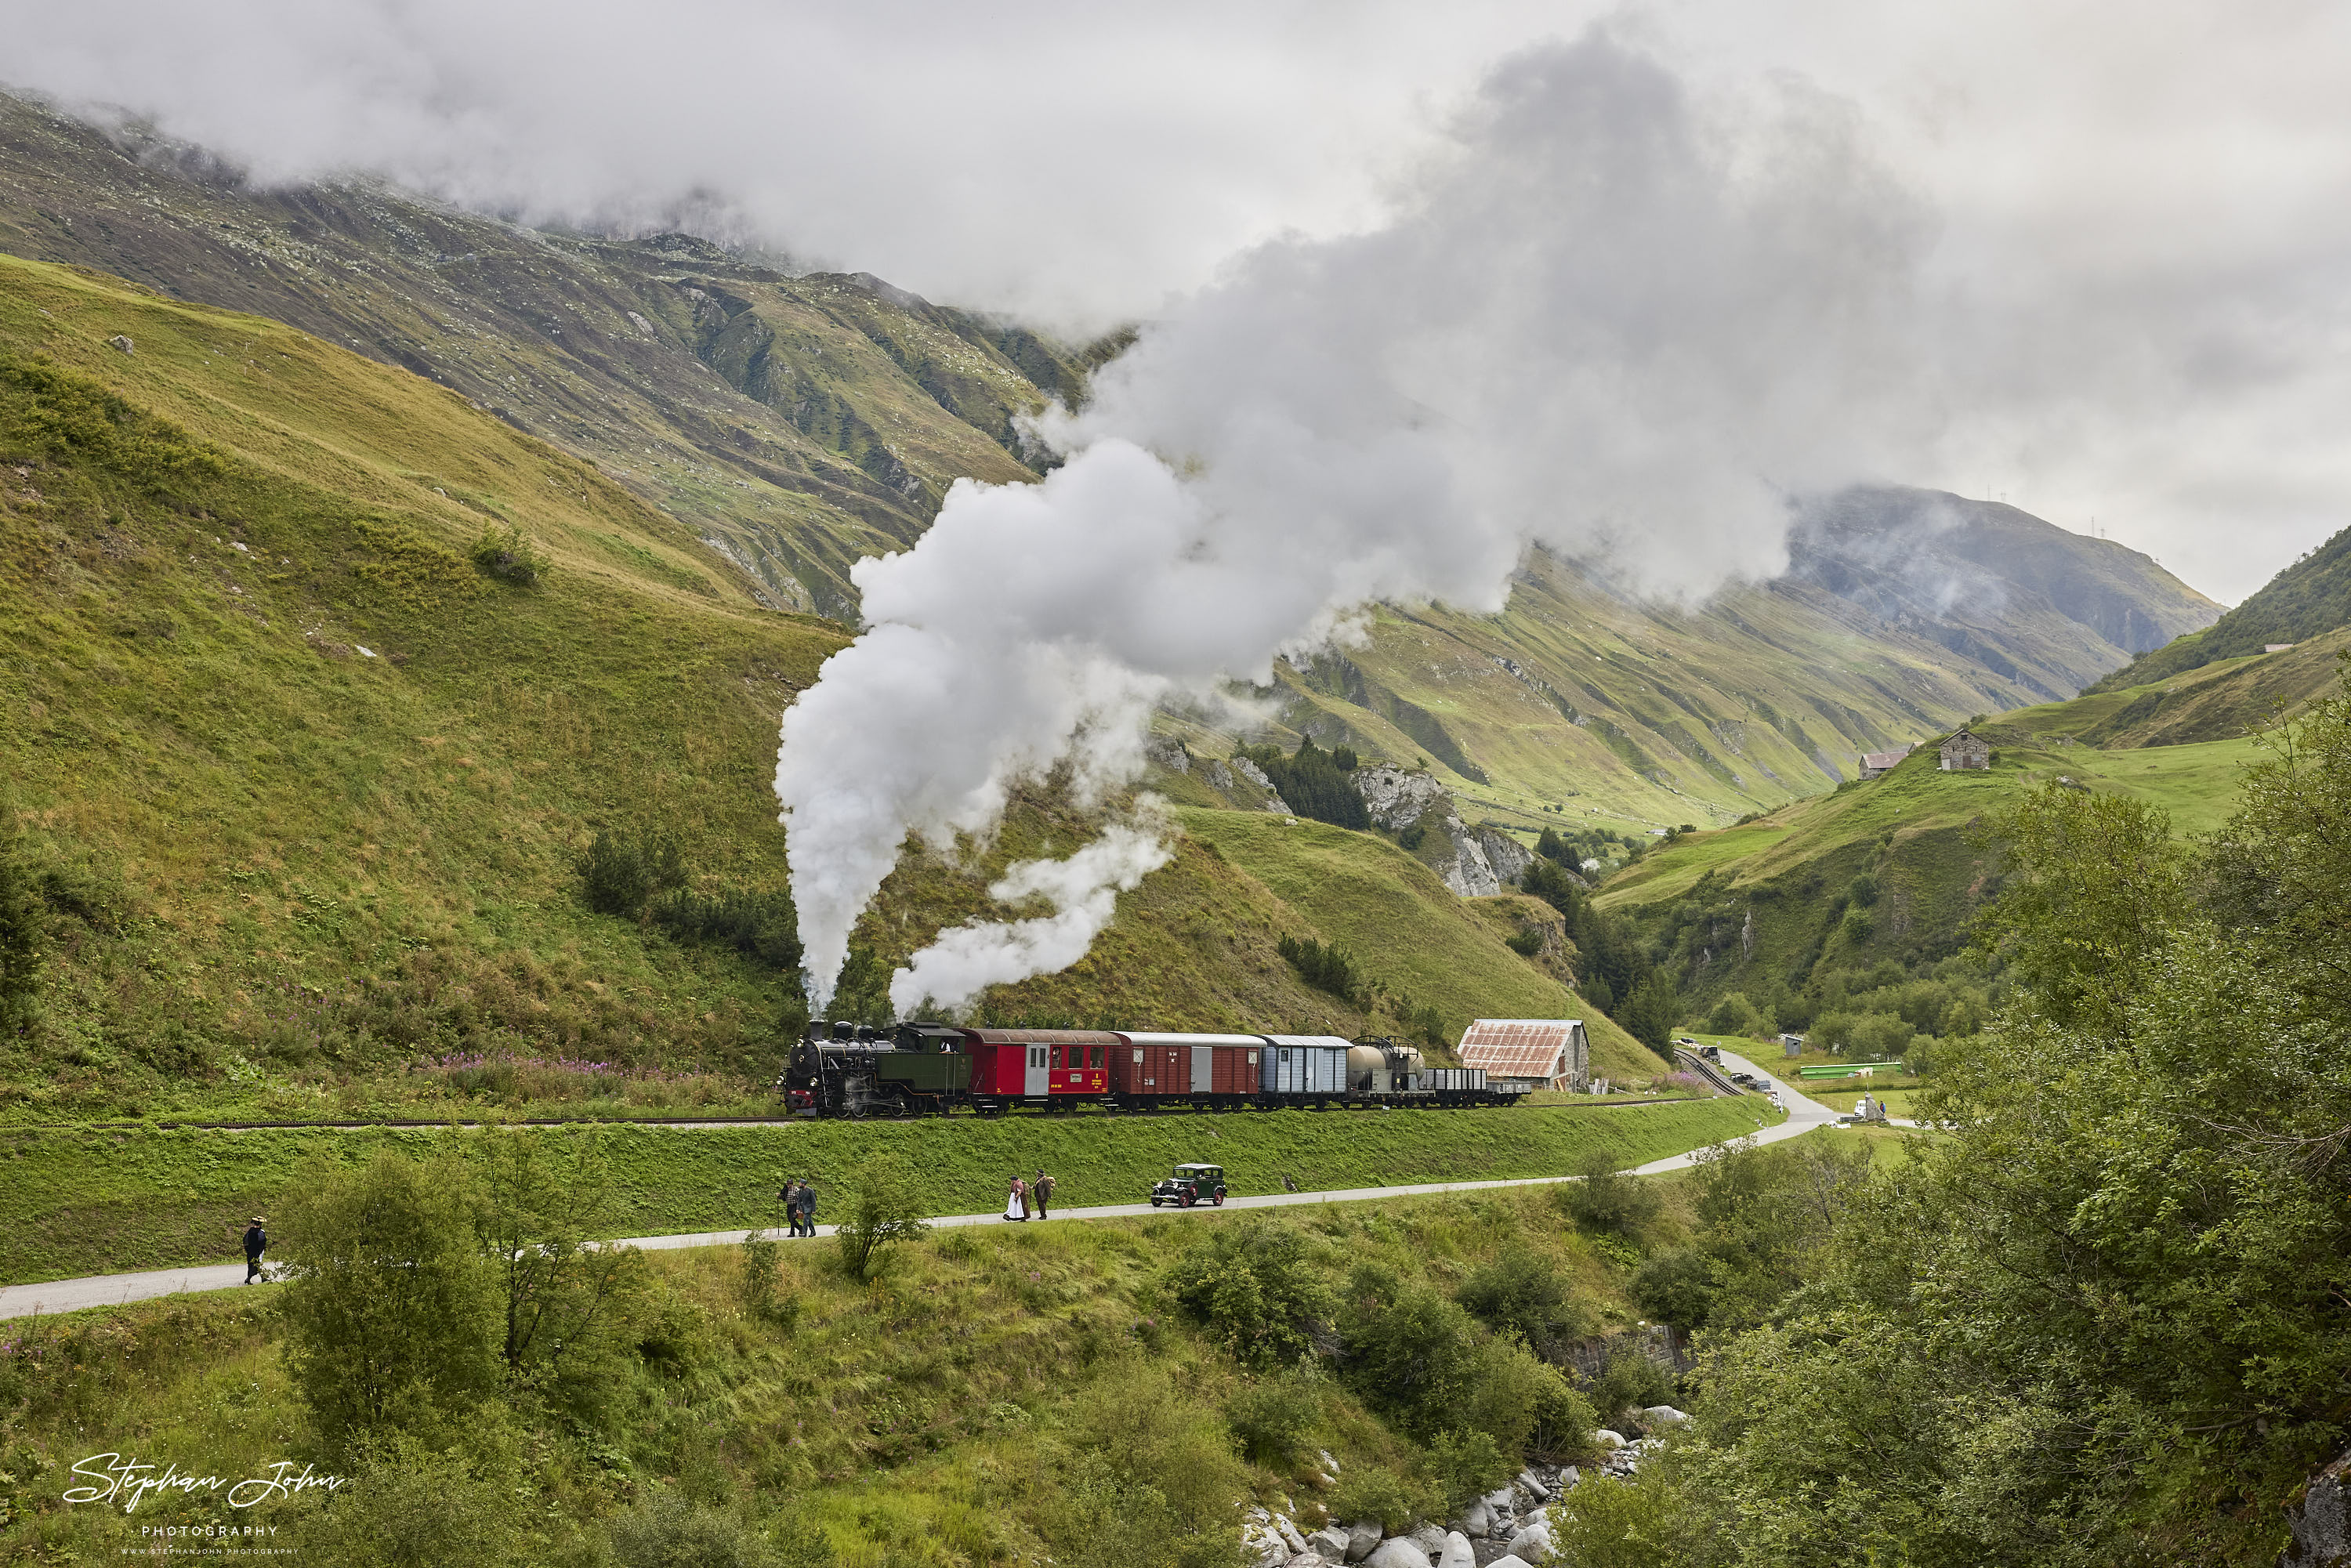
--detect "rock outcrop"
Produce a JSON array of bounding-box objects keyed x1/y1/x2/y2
[{"x1": 2283, "y1": 1448, "x2": 2351, "y2": 1567}]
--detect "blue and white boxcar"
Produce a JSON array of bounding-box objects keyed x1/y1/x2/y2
[{"x1": 1259, "y1": 1034, "x2": 1351, "y2": 1097}]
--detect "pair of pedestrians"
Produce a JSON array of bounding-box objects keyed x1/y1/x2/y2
[
  {"x1": 1002, "y1": 1170, "x2": 1055, "y2": 1221},
  {"x1": 778, "y1": 1179, "x2": 819, "y2": 1237}
]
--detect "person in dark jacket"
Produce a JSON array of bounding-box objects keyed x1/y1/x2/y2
[
  {"x1": 241, "y1": 1218, "x2": 267, "y2": 1284},
  {"x1": 1032, "y1": 1171, "x2": 1055, "y2": 1219},
  {"x1": 793, "y1": 1179, "x2": 817, "y2": 1237}
]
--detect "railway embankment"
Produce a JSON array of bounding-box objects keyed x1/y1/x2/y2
[{"x1": 0, "y1": 1096, "x2": 1773, "y2": 1285}]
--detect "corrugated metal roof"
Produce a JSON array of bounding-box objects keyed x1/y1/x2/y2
[{"x1": 1457, "y1": 1018, "x2": 1581, "y2": 1077}]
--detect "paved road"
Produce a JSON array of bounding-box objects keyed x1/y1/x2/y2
[{"x1": 0, "y1": 1077, "x2": 1832, "y2": 1321}]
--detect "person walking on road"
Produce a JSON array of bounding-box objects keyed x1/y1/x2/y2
[
  {"x1": 1003, "y1": 1175, "x2": 1028, "y2": 1222},
  {"x1": 1032, "y1": 1170, "x2": 1055, "y2": 1220},
  {"x1": 241, "y1": 1217, "x2": 267, "y2": 1284},
  {"x1": 779, "y1": 1180, "x2": 801, "y2": 1237},
  {"x1": 793, "y1": 1179, "x2": 818, "y2": 1237}
]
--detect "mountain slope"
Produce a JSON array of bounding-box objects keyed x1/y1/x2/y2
[
  {"x1": 2088, "y1": 517, "x2": 2351, "y2": 691},
  {"x1": 0, "y1": 253, "x2": 1613, "y2": 1119},
  {"x1": 0, "y1": 92, "x2": 1109, "y2": 616},
  {"x1": 1987, "y1": 625, "x2": 2351, "y2": 748},
  {"x1": 1789, "y1": 486, "x2": 2221, "y2": 696}
]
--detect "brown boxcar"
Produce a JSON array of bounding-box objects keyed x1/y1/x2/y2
[{"x1": 1111, "y1": 1032, "x2": 1265, "y2": 1106}]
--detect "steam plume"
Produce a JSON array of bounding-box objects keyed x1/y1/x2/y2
[{"x1": 777, "y1": 31, "x2": 1934, "y2": 1011}]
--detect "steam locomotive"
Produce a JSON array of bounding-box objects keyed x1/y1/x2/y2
[{"x1": 778, "y1": 1022, "x2": 1527, "y2": 1118}]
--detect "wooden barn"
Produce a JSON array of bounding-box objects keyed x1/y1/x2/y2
[{"x1": 1457, "y1": 1018, "x2": 1589, "y2": 1092}]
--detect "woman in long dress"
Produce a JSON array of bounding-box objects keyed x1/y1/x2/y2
[{"x1": 1004, "y1": 1175, "x2": 1027, "y2": 1222}]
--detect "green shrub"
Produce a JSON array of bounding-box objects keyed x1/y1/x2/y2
[
  {"x1": 1338, "y1": 1262, "x2": 1483, "y2": 1438},
  {"x1": 578, "y1": 828, "x2": 686, "y2": 919},
  {"x1": 1426, "y1": 1429, "x2": 1515, "y2": 1508},
  {"x1": 291, "y1": 1431, "x2": 525, "y2": 1567},
  {"x1": 471, "y1": 520, "x2": 551, "y2": 587},
  {"x1": 1630, "y1": 1248, "x2": 1722, "y2": 1331},
  {"x1": 737, "y1": 1229, "x2": 798, "y2": 1330},
  {"x1": 1505, "y1": 928, "x2": 1545, "y2": 958},
  {"x1": 1586, "y1": 1349, "x2": 1676, "y2": 1422},
  {"x1": 1557, "y1": 1147, "x2": 1662, "y2": 1238},
  {"x1": 1462, "y1": 1335, "x2": 1596, "y2": 1462},
  {"x1": 1702, "y1": 991, "x2": 1767, "y2": 1038},
  {"x1": 1277, "y1": 932, "x2": 1363, "y2": 1005},
  {"x1": 835, "y1": 1153, "x2": 931, "y2": 1282},
  {"x1": 1327, "y1": 1464, "x2": 1428, "y2": 1535},
  {"x1": 654, "y1": 884, "x2": 803, "y2": 972},
  {"x1": 1165, "y1": 1222, "x2": 1334, "y2": 1369},
  {"x1": 1456, "y1": 1247, "x2": 1587, "y2": 1357},
  {"x1": 276, "y1": 1150, "x2": 501, "y2": 1455},
  {"x1": 607, "y1": 1490, "x2": 825, "y2": 1568},
  {"x1": 1225, "y1": 1370, "x2": 1323, "y2": 1466}
]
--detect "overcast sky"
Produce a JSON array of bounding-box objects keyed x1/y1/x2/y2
[{"x1": 10, "y1": 0, "x2": 2350, "y2": 602}]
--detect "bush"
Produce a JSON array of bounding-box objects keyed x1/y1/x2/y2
[
  {"x1": 1505, "y1": 927, "x2": 1545, "y2": 957},
  {"x1": 737, "y1": 1229, "x2": 799, "y2": 1331},
  {"x1": 1703, "y1": 991, "x2": 1767, "y2": 1038},
  {"x1": 1456, "y1": 1247, "x2": 1586, "y2": 1356},
  {"x1": 654, "y1": 885, "x2": 803, "y2": 972},
  {"x1": 1462, "y1": 1335, "x2": 1596, "y2": 1462},
  {"x1": 1339, "y1": 1263, "x2": 1483, "y2": 1437},
  {"x1": 1557, "y1": 1147, "x2": 1661, "y2": 1238},
  {"x1": 607, "y1": 1490, "x2": 828, "y2": 1568},
  {"x1": 1631, "y1": 1248, "x2": 1722, "y2": 1331},
  {"x1": 292, "y1": 1431, "x2": 524, "y2": 1567},
  {"x1": 1226, "y1": 1371, "x2": 1322, "y2": 1465},
  {"x1": 578, "y1": 828, "x2": 686, "y2": 919},
  {"x1": 1277, "y1": 933, "x2": 1362, "y2": 1005},
  {"x1": 1165, "y1": 1222, "x2": 1334, "y2": 1369},
  {"x1": 0, "y1": 827, "x2": 43, "y2": 1031},
  {"x1": 835, "y1": 1153, "x2": 930, "y2": 1282},
  {"x1": 470, "y1": 520, "x2": 550, "y2": 587},
  {"x1": 1426, "y1": 1428, "x2": 1515, "y2": 1508},
  {"x1": 1327, "y1": 1464, "x2": 1429, "y2": 1535},
  {"x1": 276, "y1": 1150, "x2": 500, "y2": 1454},
  {"x1": 1586, "y1": 1349, "x2": 1676, "y2": 1422}
]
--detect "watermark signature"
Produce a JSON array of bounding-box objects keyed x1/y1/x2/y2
[{"x1": 64, "y1": 1453, "x2": 347, "y2": 1512}]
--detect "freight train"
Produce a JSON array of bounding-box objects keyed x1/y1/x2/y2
[{"x1": 777, "y1": 1023, "x2": 1530, "y2": 1118}]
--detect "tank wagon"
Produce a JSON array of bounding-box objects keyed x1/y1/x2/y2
[{"x1": 780, "y1": 1023, "x2": 1516, "y2": 1118}]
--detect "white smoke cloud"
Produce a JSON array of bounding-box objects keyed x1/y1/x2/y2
[
  {"x1": 777, "y1": 30, "x2": 1940, "y2": 1009},
  {"x1": 886, "y1": 808, "x2": 1174, "y2": 1013}
]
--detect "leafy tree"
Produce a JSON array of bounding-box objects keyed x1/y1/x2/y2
[
  {"x1": 1558, "y1": 1146, "x2": 1661, "y2": 1238},
  {"x1": 469, "y1": 1129, "x2": 645, "y2": 1423},
  {"x1": 276, "y1": 1150, "x2": 500, "y2": 1454},
  {"x1": 1165, "y1": 1221, "x2": 1333, "y2": 1369},
  {"x1": 834, "y1": 1153, "x2": 930, "y2": 1282},
  {"x1": 1337, "y1": 1262, "x2": 1483, "y2": 1438}
]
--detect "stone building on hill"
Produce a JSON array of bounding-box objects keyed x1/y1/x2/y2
[
  {"x1": 1859, "y1": 745, "x2": 1911, "y2": 780},
  {"x1": 1939, "y1": 728, "x2": 1992, "y2": 770},
  {"x1": 1458, "y1": 1018, "x2": 1589, "y2": 1092}
]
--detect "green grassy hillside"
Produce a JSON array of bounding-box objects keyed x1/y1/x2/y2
[
  {"x1": 0, "y1": 253, "x2": 1626, "y2": 1124},
  {"x1": 1988, "y1": 625, "x2": 2351, "y2": 748},
  {"x1": 2091, "y1": 519, "x2": 2351, "y2": 691},
  {"x1": 1590, "y1": 726, "x2": 2264, "y2": 1031}
]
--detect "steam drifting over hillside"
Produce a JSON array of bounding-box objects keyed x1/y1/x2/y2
[{"x1": 776, "y1": 32, "x2": 1939, "y2": 1010}]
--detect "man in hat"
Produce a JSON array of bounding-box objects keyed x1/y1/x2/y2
[
  {"x1": 241, "y1": 1217, "x2": 267, "y2": 1284},
  {"x1": 1032, "y1": 1170, "x2": 1055, "y2": 1220}
]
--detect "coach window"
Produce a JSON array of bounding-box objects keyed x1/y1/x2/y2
[{"x1": 1090, "y1": 1045, "x2": 1104, "y2": 1069}]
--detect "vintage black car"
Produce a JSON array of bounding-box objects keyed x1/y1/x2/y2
[{"x1": 1150, "y1": 1163, "x2": 1227, "y2": 1208}]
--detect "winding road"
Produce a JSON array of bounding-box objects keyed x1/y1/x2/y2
[{"x1": 0, "y1": 1050, "x2": 1840, "y2": 1322}]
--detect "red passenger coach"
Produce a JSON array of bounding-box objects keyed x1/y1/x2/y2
[
  {"x1": 955, "y1": 1028, "x2": 1114, "y2": 1114},
  {"x1": 1110, "y1": 1033, "x2": 1265, "y2": 1109}
]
